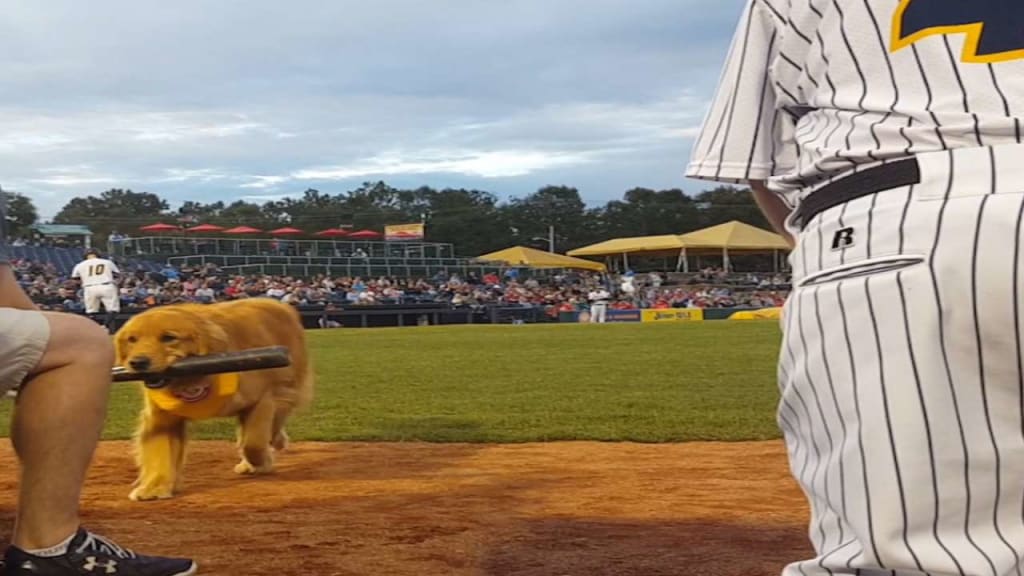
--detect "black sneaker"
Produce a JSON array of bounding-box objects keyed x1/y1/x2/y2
[{"x1": 3, "y1": 528, "x2": 196, "y2": 575}]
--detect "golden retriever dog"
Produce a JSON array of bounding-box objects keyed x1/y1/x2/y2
[{"x1": 114, "y1": 297, "x2": 314, "y2": 501}]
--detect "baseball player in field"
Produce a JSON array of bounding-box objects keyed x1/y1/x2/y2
[
  {"x1": 71, "y1": 248, "x2": 120, "y2": 331},
  {"x1": 688, "y1": 1, "x2": 1024, "y2": 575},
  {"x1": 587, "y1": 286, "x2": 611, "y2": 323}
]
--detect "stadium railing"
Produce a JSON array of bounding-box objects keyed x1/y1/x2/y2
[
  {"x1": 171, "y1": 256, "x2": 505, "y2": 280},
  {"x1": 110, "y1": 236, "x2": 457, "y2": 261}
]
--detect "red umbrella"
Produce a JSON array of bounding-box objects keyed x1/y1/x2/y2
[
  {"x1": 347, "y1": 229, "x2": 381, "y2": 239},
  {"x1": 223, "y1": 226, "x2": 263, "y2": 234},
  {"x1": 314, "y1": 228, "x2": 349, "y2": 237},
  {"x1": 139, "y1": 222, "x2": 179, "y2": 232},
  {"x1": 186, "y1": 223, "x2": 225, "y2": 233},
  {"x1": 269, "y1": 227, "x2": 303, "y2": 235}
]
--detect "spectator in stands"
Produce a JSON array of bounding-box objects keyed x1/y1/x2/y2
[
  {"x1": 647, "y1": 271, "x2": 663, "y2": 290},
  {"x1": 318, "y1": 303, "x2": 343, "y2": 328},
  {"x1": 266, "y1": 282, "x2": 286, "y2": 299},
  {"x1": 619, "y1": 271, "x2": 636, "y2": 301},
  {"x1": 611, "y1": 298, "x2": 637, "y2": 310},
  {"x1": 194, "y1": 282, "x2": 215, "y2": 303},
  {"x1": 159, "y1": 263, "x2": 179, "y2": 281}
]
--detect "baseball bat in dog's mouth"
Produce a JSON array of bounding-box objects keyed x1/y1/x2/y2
[{"x1": 112, "y1": 346, "x2": 292, "y2": 388}]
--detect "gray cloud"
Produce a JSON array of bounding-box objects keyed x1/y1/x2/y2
[{"x1": 0, "y1": 0, "x2": 746, "y2": 219}]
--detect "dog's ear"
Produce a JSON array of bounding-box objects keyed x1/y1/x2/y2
[{"x1": 195, "y1": 316, "x2": 230, "y2": 356}]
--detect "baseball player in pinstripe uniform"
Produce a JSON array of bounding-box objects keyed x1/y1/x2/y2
[
  {"x1": 71, "y1": 248, "x2": 120, "y2": 332},
  {"x1": 688, "y1": 1, "x2": 1024, "y2": 575}
]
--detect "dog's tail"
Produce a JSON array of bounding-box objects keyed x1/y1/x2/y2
[
  {"x1": 297, "y1": 356, "x2": 315, "y2": 411},
  {"x1": 286, "y1": 306, "x2": 315, "y2": 413}
]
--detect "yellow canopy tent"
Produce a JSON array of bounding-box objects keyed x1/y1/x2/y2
[
  {"x1": 566, "y1": 235, "x2": 686, "y2": 256},
  {"x1": 476, "y1": 245, "x2": 607, "y2": 272},
  {"x1": 566, "y1": 235, "x2": 686, "y2": 271},
  {"x1": 675, "y1": 220, "x2": 790, "y2": 272},
  {"x1": 566, "y1": 222, "x2": 790, "y2": 273}
]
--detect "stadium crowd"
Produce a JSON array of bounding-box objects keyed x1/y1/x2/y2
[{"x1": 11, "y1": 254, "x2": 790, "y2": 317}]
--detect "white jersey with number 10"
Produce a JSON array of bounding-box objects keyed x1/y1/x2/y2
[{"x1": 72, "y1": 258, "x2": 119, "y2": 287}]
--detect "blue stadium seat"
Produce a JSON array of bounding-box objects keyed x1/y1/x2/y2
[{"x1": 9, "y1": 245, "x2": 90, "y2": 276}]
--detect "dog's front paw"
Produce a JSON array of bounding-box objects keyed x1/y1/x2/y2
[
  {"x1": 129, "y1": 484, "x2": 175, "y2": 502},
  {"x1": 234, "y1": 459, "x2": 274, "y2": 475}
]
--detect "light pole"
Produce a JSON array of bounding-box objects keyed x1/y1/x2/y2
[{"x1": 531, "y1": 225, "x2": 555, "y2": 252}]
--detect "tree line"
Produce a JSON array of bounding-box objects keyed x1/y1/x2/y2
[{"x1": 9, "y1": 181, "x2": 769, "y2": 256}]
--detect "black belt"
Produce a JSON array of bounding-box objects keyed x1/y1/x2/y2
[{"x1": 791, "y1": 158, "x2": 921, "y2": 231}]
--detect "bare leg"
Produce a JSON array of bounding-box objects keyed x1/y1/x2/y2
[{"x1": 10, "y1": 313, "x2": 114, "y2": 550}]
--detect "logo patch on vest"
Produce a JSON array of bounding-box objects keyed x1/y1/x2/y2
[
  {"x1": 171, "y1": 383, "x2": 212, "y2": 403},
  {"x1": 892, "y1": 0, "x2": 1024, "y2": 63}
]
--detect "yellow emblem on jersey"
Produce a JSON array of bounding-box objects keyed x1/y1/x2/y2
[
  {"x1": 891, "y1": 0, "x2": 1024, "y2": 64},
  {"x1": 145, "y1": 372, "x2": 239, "y2": 420}
]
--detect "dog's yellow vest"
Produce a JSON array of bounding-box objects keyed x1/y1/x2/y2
[{"x1": 145, "y1": 373, "x2": 240, "y2": 420}]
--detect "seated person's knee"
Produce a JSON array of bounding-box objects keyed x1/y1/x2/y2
[
  {"x1": 71, "y1": 316, "x2": 114, "y2": 360},
  {"x1": 45, "y1": 313, "x2": 114, "y2": 368}
]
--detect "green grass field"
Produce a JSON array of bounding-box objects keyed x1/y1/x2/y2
[{"x1": 0, "y1": 322, "x2": 785, "y2": 443}]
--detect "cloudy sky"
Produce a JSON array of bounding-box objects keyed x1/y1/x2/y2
[{"x1": 0, "y1": 0, "x2": 746, "y2": 220}]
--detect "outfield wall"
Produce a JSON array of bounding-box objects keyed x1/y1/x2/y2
[
  {"x1": 98, "y1": 303, "x2": 782, "y2": 331},
  {"x1": 558, "y1": 306, "x2": 781, "y2": 324}
]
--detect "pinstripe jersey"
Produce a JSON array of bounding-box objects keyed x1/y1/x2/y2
[
  {"x1": 686, "y1": 0, "x2": 1024, "y2": 208},
  {"x1": 687, "y1": 3, "x2": 1024, "y2": 576}
]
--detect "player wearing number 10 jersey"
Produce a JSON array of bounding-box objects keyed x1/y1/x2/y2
[{"x1": 71, "y1": 248, "x2": 120, "y2": 331}]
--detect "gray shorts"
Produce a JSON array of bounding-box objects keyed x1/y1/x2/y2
[{"x1": 0, "y1": 308, "x2": 49, "y2": 395}]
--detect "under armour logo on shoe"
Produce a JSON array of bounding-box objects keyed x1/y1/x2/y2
[{"x1": 83, "y1": 556, "x2": 118, "y2": 573}]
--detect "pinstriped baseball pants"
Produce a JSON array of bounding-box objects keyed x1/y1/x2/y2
[{"x1": 779, "y1": 143, "x2": 1024, "y2": 576}]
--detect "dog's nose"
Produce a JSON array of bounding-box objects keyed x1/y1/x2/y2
[{"x1": 129, "y1": 356, "x2": 152, "y2": 371}]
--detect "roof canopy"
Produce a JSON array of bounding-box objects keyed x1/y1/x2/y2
[
  {"x1": 138, "y1": 222, "x2": 178, "y2": 232},
  {"x1": 566, "y1": 221, "x2": 789, "y2": 259},
  {"x1": 677, "y1": 220, "x2": 789, "y2": 250},
  {"x1": 315, "y1": 228, "x2": 349, "y2": 237},
  {"x1": 33, "y1": 224, "x2": 92, "y2": 236},
  {"x1": 223, "y1": 226, "x2": 263, "y2": 234},
  {"x1": 567, "y1": 234, "x2": 686, "y2": 257},
  {"x1": 477, "y1": 246, "x2": 606, "y2": 272},
  {"x1": 185, "y1": 223, "x2": 225, "y2": 233},
  {"x1": 348, "y1": 229, "x2": 382, "y2": 239}
]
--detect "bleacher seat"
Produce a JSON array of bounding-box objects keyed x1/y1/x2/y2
[{"x1": 8, "y1": 245, "x2": 161, "y2": 277}]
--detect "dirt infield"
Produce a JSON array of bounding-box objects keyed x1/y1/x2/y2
[{"x1": 0, "y1": 440, "x2": 812, "y2": 576}]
